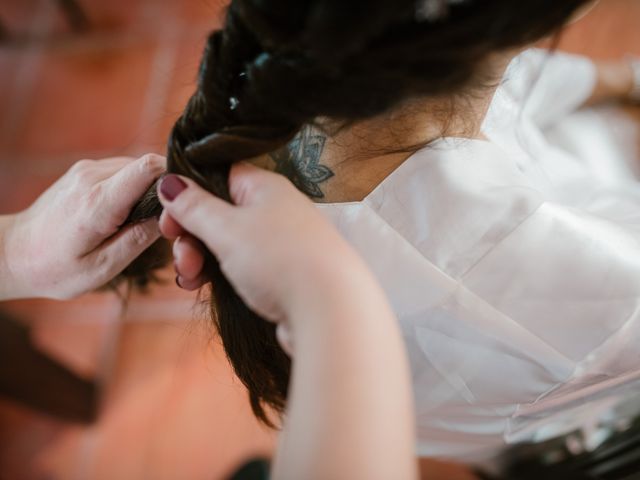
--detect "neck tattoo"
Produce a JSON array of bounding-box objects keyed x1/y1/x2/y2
[{"x1": 270, "y1": 126, "x2": 335, "y2": 199}]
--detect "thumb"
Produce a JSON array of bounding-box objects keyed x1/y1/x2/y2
[{"x1": 157, "y1": 174, "x2": 234, "y2": 253}]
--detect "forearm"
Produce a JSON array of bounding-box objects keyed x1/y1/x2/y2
[
  {"x1": 586, "y1": 60, "x2": 635, "y2": 106},
  {"x1": 272, "y1": 261, "x2": 417, "y2": 480}
]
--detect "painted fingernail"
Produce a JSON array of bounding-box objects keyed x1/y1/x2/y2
[
  {"x1": 175, "y1": 275, "x2": 183, "y2": 288},
  {"x1": 160, "y1": 174, "x2": 187, "y2": 201}
]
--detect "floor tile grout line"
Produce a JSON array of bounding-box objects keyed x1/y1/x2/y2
[
  {"x1": 71, "y1": 296, "x2": 126, "y2": 480},
  {"x1": 66, "y1": 3, "x2": 195, "y2": 453},
  {"x1": 135, "y1": 16, "x2": 182, "y2": 155},
  {"x1": 0, "y1": 0, "x2": 55, "y2": 164}
]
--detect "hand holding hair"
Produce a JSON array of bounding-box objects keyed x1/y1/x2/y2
[
  {"x1": 0, "y1": 154, "x2": 165, "y2": 301},
  {"x1": 157, "y1": 162, "x2": 418, "y2": 480},
  {"x1": 157, "y1": 162, "x2": 377, "y2": 327}
]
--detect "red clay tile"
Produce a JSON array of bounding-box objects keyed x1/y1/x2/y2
[
  {"x1": 131, "y1": 40, "x2": 184, "y2": 156},
  {"x1": 130, "y1": 0, "x2": 227, "y2": 37},
  {"x1": 133, "y1": 4, "x2": 223, "y2": 153},
  {"x1": 0, "y1": 49, "x2": 19, "y2": 128},
  {"x1": 1, "y1": 292, "x2": 122, "y2": 378},
  {"x1": 143, "y1": 35, "x2": 206, "y2": 155},
  {"x1": 0, "y1": 45, "x2": 46, "y2": 160},
  {"x1": 76, "y1": 1, "x2": 228, "y2": 159},
  {"x1": 0, "y1": 171, "x2": 60, "y2": 213},
  {"x1": 140, "y1": 338, "x2": 275, "y2": 480},
  {"x1": 559, "y1": 0, "x2": 640, "y2": 59},
  {"x1": 171, "y1": 0, "x2": 227, "y2": 31},
  {"x1": 123, "y1": 269, "x2": 206, "y2": 322},
  {"x1": 85, "y1": 320, "x2": 275, "y2": 480},
  {"x1": 29, "y1": 311, "x2": 119, "y2": 380},
  {"x1": 66, "y1": 0, "x2": 148, "y2": 35},
  {"x1": 7, "y1": 39, "x2": 157, "y2": 163},
  {"x1": 1, "y1": 0, "x2": 43, "y2": 37},
  {"x1": 0, "y1": 399, "x2": 87, "y2": 480}
]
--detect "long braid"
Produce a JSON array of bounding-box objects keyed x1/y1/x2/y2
[{"x1": 126, "y1": 5, "x2": 307, "y2": 424}]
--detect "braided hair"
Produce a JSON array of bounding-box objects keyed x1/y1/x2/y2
[{"x1": 122, "y1": 0, "x2": 590, "y2": 426}]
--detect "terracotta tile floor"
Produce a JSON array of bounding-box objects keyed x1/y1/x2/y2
[
  {"x1": 9, "y1": 40, "x2": 157, "y2": 160},
  {"x1": 0, "y1": 1, "x2": 639, "y2": 479},
  {"x1": 559, "y1": 0, "x2": 640, "y2": 59},
  {"x1": 0, "y1": 1, "x2": 273, "y2": 479}
]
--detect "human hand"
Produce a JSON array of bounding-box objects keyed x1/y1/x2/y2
[
  {"x1": 1, "y1": 154, "x2": 165, "y2": 300},
  {"x1": 157, "y1": 163, "x2": 367, "y2": 325}
]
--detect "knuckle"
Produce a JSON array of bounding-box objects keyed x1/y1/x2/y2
[
  {"x1": 69, "y1": 159, "x2": 96, "y2": 184},
  {"x1": 137, "y1": 153, "x2": 164, "y2": 174},
  {"x1": 70, "y1": 159, "x2": 94, "y2": 174},
  {"x1": 91, "y1": 254, "x2": 114, "y2": 284},
  {"x1": 92, "y1": 249, "x2": 109, "y2": 271},
  {"x1": 70, "y1": 158, "x2": 92, "y2": 170},
  {"x1": 130, "y1": 223, "x2": 151, "y2": 247},
  {"x1": 86, "y1": 182, "x2": 105, "y2": 207}
]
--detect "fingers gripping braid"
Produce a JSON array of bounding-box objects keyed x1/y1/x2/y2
[{"x1": 119, "y1": 8, "x2": 305, "y2": 425}]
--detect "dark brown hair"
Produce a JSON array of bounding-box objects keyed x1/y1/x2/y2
[{"x1": 122, "y1": 0, "x2": 589, "y2": 426}]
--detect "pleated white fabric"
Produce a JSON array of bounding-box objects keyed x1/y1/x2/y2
[{"x1": 318, "y1": 49, "x2": 640, "y2": 461}]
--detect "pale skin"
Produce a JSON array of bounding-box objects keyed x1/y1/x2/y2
[{"x1": 0, "y1": 154, "x2": 165, "y2": 301}]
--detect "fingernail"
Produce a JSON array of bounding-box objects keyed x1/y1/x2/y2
[
  {"x1": 160, "y1": 174, "x2": 187, "y2": 201},
  {"x1": 173, "y1": 260, "x2": 182, "y2": 277},
  {"x1": 175, "y1": 275, "x2": 183, "y2": 288}
]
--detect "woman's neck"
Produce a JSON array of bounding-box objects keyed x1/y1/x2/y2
[{"x1": 254, "y1": 52, "x2": 515, "y2": 203}]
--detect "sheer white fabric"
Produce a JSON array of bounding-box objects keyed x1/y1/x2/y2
[{"x1": 319, "y1": 49, "x2": 640, "y2": 461}]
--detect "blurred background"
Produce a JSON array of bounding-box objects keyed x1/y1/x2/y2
[{"x1": 0, "y1": 1, "x2": 639, "y2": 479}]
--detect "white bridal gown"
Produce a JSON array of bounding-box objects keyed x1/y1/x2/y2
[{"x1": 319, "y1": 49, "x2": 640, "y2": 462}]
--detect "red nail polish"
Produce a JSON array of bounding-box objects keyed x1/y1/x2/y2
[{"x1": 160, "y1": 175, "x2": 187, "y2": 201}]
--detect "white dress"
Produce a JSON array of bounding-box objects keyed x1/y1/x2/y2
[{"x1": 319, "y1": 49, "x2": 640, "y2": 462}]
